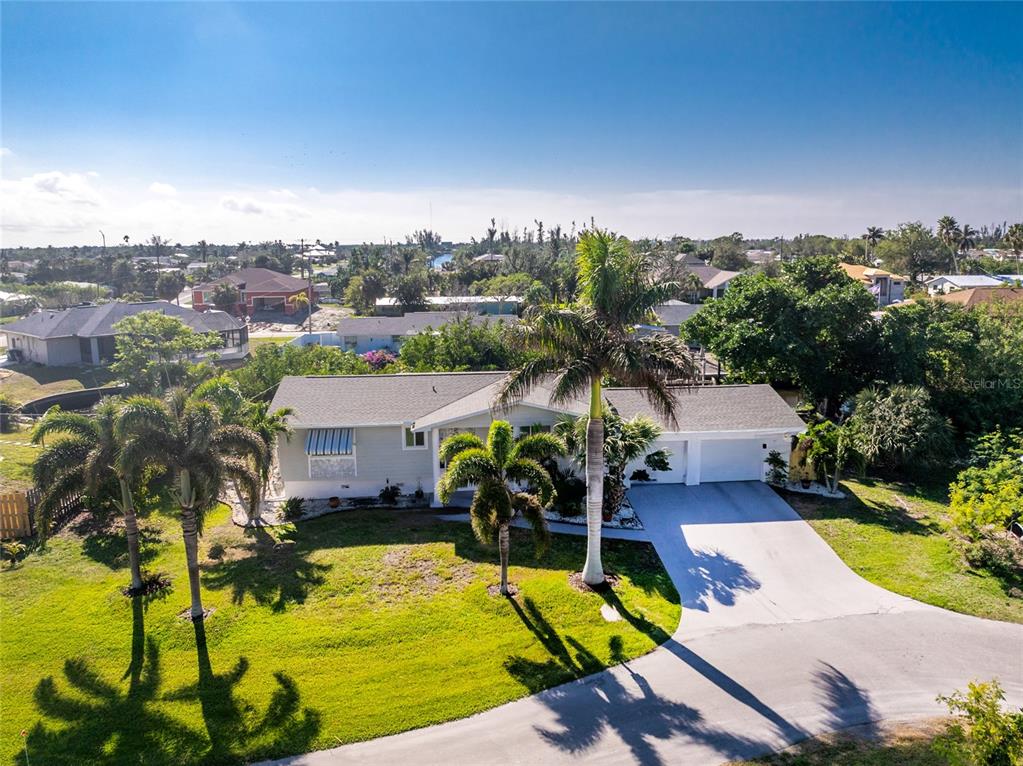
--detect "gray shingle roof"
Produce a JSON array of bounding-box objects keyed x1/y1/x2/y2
[
  {"x1": 2, "y1": 301, "x2": 243, "y2": 339},
  {"x1": 604, "y1": 384, "x2": 805, "y2": 432},
  {"x1": 270, "y1": 372, "x2": 508, "y2": 428},
  {"x1": 336, "y1": 311, "x2": 516, "y2": 337},
  {"x1": 652, "y1": 301, "x2": 702, "y2": 327},
  {"x1": 272, "y1": 372, "x2": 804, "y2": 434}
]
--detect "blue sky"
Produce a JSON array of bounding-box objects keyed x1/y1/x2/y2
[{"x1": 2, "y1": 2, "x2": 1021, "y2": 245}]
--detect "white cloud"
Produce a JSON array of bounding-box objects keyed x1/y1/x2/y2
[
  {"x1": 1, "y1": 171, "x2": 1020, "y2": 247},
  {"x1": 148, "y1": 181, "x2": 177, "y2": 196},
  {"x1": 0, "y1": 148, "x2": 11, "y2": 158}
]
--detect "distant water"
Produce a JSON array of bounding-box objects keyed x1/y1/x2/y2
[{"x1": 431, "y1": 253, "x2": 453, "y2": 269}]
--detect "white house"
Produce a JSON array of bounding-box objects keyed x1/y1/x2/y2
[
  {"x1": 374, "y1": 295, "x2": 521, "y2": 316},
  {"x1": 335, "y1": 311, "x2": 517, "y2": 354},
  {"x1": 925, "y1": 274, "x2": 1005, "y2": 294},
  {"x1": 269, "y1": 372, "x2": 805, "y2": 505},
  {"x1": 839, "y1": 263, "x2": 907, "y2": 306}
]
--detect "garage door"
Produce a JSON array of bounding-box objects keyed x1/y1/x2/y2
[{"x1": 700, "y1": 439, "x2": 765, "y2": 483}]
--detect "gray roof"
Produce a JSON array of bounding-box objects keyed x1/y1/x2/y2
[
  {"x1": 272, "y1": 372, "x2": 804, "y2": 434},
  {"x1": 271, "y1": 372, "x2": 508, "y2": 428},
  {"x1": 336, "y1": 311, "x2": 516, "y2": 337},
  {"x1": 2, "y1": 301, "x2": 243, "y2": 339},
  {"x1": 604, "y1": 384, "x2": 805, "y2": 433},
  {"x1": 653, "y1": 301, "x2": 703, "y2": 327}
]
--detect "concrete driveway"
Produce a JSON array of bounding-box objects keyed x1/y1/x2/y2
[{"x1": 262, "y1": 482, "x2": 1023, "y2": 766}]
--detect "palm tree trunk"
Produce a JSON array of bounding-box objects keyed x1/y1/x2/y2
[
  {"x1": 582, "y1": 377, "x2": 605, "y2": 586},
  {"x1": 179, "y1": 470, "x2": 205, "y2": 620},
  {"x1": 498, "y1": 522, "x2": 510, "y2": 596},
  {"x1": 120, "y1": 478, "x2": 144, "y2": 592}
]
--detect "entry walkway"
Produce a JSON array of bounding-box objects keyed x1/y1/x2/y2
[{"x1": 262, "y1": 482, "x2": 1023, "y2": 766}]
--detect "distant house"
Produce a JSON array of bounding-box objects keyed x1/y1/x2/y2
[
  {"x1": 2, "y1": 301, "x2": 247, "y2": 366},
  {"x1": 336, "y1": 311, "x2": 517, "y2": 354},
  {"x1": 745, "y1": 249, "x2": 778, "y2": 266},
  {"x1": 472, "y1": 253, "x2": 505, "y2": 264},
  {"x1": 269, "y1": 373, "x2": 805, "y2": 503},
  {"x1": 934, "y1": 286, "x2": 1023, "y2": 309},
  {"x1": 839, "y1": 263, "x2": 906, "y2": 306},
  {"x1": 374, "y1": 295, "x2": 521, "y2": 316},
  {"x1": 925, "y1": 274, "x2": 1005, "y2": 294},
  {"x1": 192, "y1": 267, "x2": 313, "y2": 316},
  {"x1": 637, "y1": 300, "x2": 704, "y2": 338}
]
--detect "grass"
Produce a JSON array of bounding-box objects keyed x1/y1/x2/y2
[
  {"x1": 784, "y1": 476, "x2": 1023, "y2": 624},
  {"x1": 0, "y1": 428, "x2": 38, "y2": 491},
  {"x1": 0, "y1": 364, "x2": 116, "y2": 405},
  {"x1": 248, "y1": 335, "x2": 299, "y2": 350},
  {"x1": 733, "y1": 719, "x2": 947, "y2": 765},
  {"x1": 0, "y1": 502, "x2": 680, "y2": 765}
]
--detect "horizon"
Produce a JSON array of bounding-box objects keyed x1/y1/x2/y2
[{"x1": 2, "y1": 2, "x2": 1021, "y2": 247}]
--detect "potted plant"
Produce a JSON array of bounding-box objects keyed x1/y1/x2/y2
[
  {"x1": 328, "y1": 496, "x2": 340, "y2": 509},
  {"x1": 379, "y1": 479, "x2": 402, "y2": 506},
  {"x1": 414, "y1": 481, "x2": 425, "y2": 502}
]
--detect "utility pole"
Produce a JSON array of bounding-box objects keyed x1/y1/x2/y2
[{"x1": 303, "y1": 238, "x2": 313, "y2": 338}]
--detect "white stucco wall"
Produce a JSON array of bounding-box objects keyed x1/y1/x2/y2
[{"x1": 5, "y1": 334, "x2": 82, "y2": 365}]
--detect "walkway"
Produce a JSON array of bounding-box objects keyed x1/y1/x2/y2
[{"x1": 263, "y1": 482, "x2": 1023, "y2": 766}]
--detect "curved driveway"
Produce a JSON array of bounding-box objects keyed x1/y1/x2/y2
[{"x1": 263, "y1": 482, "x2": 1023, "y2": 766}]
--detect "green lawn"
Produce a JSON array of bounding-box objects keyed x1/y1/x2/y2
[
  {"x1": 784, "y1": 477, "x2": 1023, "y2": 623},
  {"x1": 0, "y1": 364, "x2": 116, "y2": 405},
  {"x1": 1, "y1": 503, "x2": 680, "y2": 765},
  {"x1": 0, "y1": 428, "x2": 38, "y2": 491},
  {"x1": 248, "y1": 335, "x2": 300, "y2": 350},
  {"x1": 734, "y1": 719, "x2": 947, "y2": 765}
]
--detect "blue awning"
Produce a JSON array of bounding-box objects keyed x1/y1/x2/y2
[{"x1": 305, "y1": 428, "x2": 354, "y2": 456}]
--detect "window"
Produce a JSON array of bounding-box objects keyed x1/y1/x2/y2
[
  {"x1": 391, "y1": 335, "x2": 403, "y2": 346},
  {"x1": 403, "y1": 427, "x2": 426, "y2": 450},
  {"x1": 520, "y1": 424, "x2": 551, "y2": 436},
  {"x1": 342, "y1": 336, "x2": 357, "y2": 351}
]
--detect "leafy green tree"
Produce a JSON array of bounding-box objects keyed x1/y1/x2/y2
[
  {"x1": 497, "y1": 229, "x2": 696, "y2": 586},
  {"x1": 155, "y1": 271, "x2": 186, "y2": 304},
  {"x1": 230, "y1": 344, "x2": 371, "y2": 399},
  {"x1": 398, "y1": 317, "x2": 525, "y2": 372},
  {"x1": 782, "y1": 255, "x2": 850, "y2": 292},
  {"x1": 436, "y1": 421, "x2": 563, "y2": 595},
  {"x1": 343, "y1": 271, "x2": 387, "y2": 314},
  {"x1": 876, "y1": 222, "x2": 949, "y2": 283},
  {"x1": 948, "y1": 429, "x2": 1023, "y2": 536},
  {"x1": 118, "y1": 390, "x2": 266, "y2": 619},
  {"x1": 393, "y1": 271, "x2": 428, "y2": 313},
  {"x1": 211, "y1": 283, "x2": 240, "y2": 312},
  {"x1": 796, "y1": 420, "x2": 862, "y2": 493},
  {"x1": 850, "y1": 385, "x2": 953, "y2": 469},
  {"x1": 112, "y1": 312, "x2": 222, "y2": 393},
  {"x1": 1003, "y1": 222, "x2": 1023, "y2": 259},
  {"x1": 32, "y1": 401, "x2": 146, "y2": 591},
  {"x1": 935, "y1": 680, "x2": 1023, "y2": 766},
  {"x1": 555, "y1": 407, "x2": 670, "y2": 516}
]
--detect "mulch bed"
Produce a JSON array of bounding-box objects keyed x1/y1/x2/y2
[
  {"x1": 568, "y1": 571, "x2": 621, "y2": 593},
  {"x1": 177, "y1": 607, "x2": 215, "y2": 622},
  {"x1": 122, "y1": 572, "x2": 172, "y2": 598},
  {"x1": 487, "y1": 583, "x2": 520, "y2": 597}
]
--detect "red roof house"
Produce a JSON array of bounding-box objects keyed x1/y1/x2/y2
[{"x1": 192, "y1": 268, "x2": 313, "y2": 316}]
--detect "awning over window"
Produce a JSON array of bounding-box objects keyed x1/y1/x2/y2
[{"x1": 305, "y1": 428, "x2": 354, "y2": 456}]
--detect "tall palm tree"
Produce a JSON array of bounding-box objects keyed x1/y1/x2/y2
[
  {"x1": 861, "y1": 226, "x2": 885, "y2": 263},
  {"x1": 117, "y1": 389, "x2": 266, "y2": 619},
  {"x1": 937, "y1": 216, "x2": 961, "y2": 274},
  {"x1": 957, "y1": 223, "x2": 978, "y2": 266},
  {"x1": 246, "y1": 401, "x2": 294, "y2": 490},
  {"x1": 496, "y1": 229, "x2": 697, "y2": 586},
  {"x1": 436, "y1": 421, "x2": 564, "y2": 595},
  {"x1": 32, "y1": 400, "x2": 146, "y2": 592}
]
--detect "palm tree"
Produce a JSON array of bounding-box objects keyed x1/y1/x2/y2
[
  {"x1": 496, "y1": 229, "x2": 697, "y2": 586},
  {"x1": 246, "y1": 401, "x2": 294, "y2": 490},
  {"x1": 32, "y1": 401, "x2": 146, "y2": 592},
  {"x1": 435, "y1": 421, "x2": 564, "y2": 595},
  {"x1": 861, "y1": 227, "x2": 885, "y2": 263},
  {"x1": 117, "y1": 389, "x2": 266, "y2": 619},
  {"x1": 957, "y1": 223, "x2": 978, "y2": 267},
  {"x1": 288, "y1": 292, "x2": 312, "y2": 336},
  {"x1": 937, "y1": 216, "x2": 961, "y2": 274}
]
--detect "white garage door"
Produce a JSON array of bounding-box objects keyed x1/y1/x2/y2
[{"x1": 701, "y1": 439, "x2": 766, "y2": 483}]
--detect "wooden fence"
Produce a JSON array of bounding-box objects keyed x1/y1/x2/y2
[{"x1": 0, "y1": 489, "x2": 82, "y2": 538}]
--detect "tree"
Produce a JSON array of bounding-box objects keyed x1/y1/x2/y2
[
  {"x1": 555, "y1": 407, "x2": 671, "y2": 517},
  {"x1": 935, "y1": 680, "x2": 1023, "y2": 766},
  {"x1": 948, "y1": 429, "x2": 1023, "y2": 537},
  {"x1": 230, "y1": 343, "x2": 371, "y2": 399},
  {"x1": 111, "y1": 312, "x2": 222, "y2": 394},
  {"x1": 211, "y1": 283, "x2": 240, "y2": 313},
  {"x1": 155, "y1": 271, "x2": 186, "y2": 304},
  {"x1": 31, "y1": 401, "x2": 146, "y2": 592},
  {"x1": 497, "y1": 229, "x2": 697, "y2": 586},
  {"x1": 957, "y1": 223, "x2": 978, "y2": 267},
  {"x1": 1003, "y1": 223, "x2": 1023, "y2": 259},
  {"x1": 876, "y1": 222, "x2": 949, "y2": 283},
  {"x1": 118, "y1": 390, "x2": 266, "y2": 619},
  {"x1": 148, "y1": 235, "x2": 169, "y2": 270},
  {"x1": 435, "y1": 420, "x2": 564, "y2": 595},
  {"x1": 245, "y1": 400, "x2": 294, "y2": 490},
  {"x1": 288, "y1": 292, "x2": 312, "y2": 335},
  {"x1": 393, "y1": 271, "x2": 428, "y2": 313},
  {"x1": 937, "y1": 216, "x2": 962, "y2": 275},
  {"x1": 398, "y1": 316, "x2": 526, "y2": 372},
  {"x1": 850, "y1": 385, "x2": 953, "y2": 469},
  {"x1": 795, "y1": 420, "x2": 861, "y2": 493},
  {"x1": 343, "y1": 271, "x2": 386, "y2": 314},
  {"x1": 861, "y1": 227, "x2": 885, "y2": 263}
]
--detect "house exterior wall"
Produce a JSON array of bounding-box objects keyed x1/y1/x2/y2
[{"x1": 6, "y1": 334, "x2": 82, "y2": 365}]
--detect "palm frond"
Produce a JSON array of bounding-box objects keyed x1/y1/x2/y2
[
  {"x1": 32, "y1": 438, "x2": 91, "y2": 488},
  {"x1": 212, "y1": 424, "x2": 267, "y2": 465},
  {"x1": 34, "y1": 468, "x2": 87, "y2": 540},
  {"x1": 467, "y1": 481, "x2": 506, "y2": 544},
  {"x1": 505, "y1": 458, "x2": 555, "y2": 506},
  {"x1": 31, "y1": 408, "x2": 96, "y2": 444},
  {"x1": 512, "y1": 491, "x2": 550, "y2": 556},
  {"x1": 510, "y1": 432, "x2": 566, "y2": 463},
  {"x1": 219, "y1": 455, "x2": 262, "y2": 513},
  {"x1": 438, "y1": 432, "x2": 485, "y2": 464},
  {"x1": 436, "y1": 449, "x2": 499, "y2": 503},
  {"x1": 486, "y1": 420, "x2": 515, "y2": 468},
  {"x1": 116, "y1": 396, "x2": 173, "y2": 439}
]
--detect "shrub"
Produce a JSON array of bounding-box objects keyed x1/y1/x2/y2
[
  {"x1": 379, "y1": 481, "x2": 402, "y2": 506},
  {"x1": 949, "y1": 429, "x2": 1023, "y2": 538},
  {"x1": 629, "y1": 469, "x2": 652, "y2": 482},
  {"x1": 764, "y1": 450, "x2": 788, "y2": 486},
  {"x1": 934, "y1": 679, "x2": 1023, "y2": 766},
  {"x1": 850, "y1": 385, "x2": 953, "y2": 469},
  {"x1": 1, "y1": 540, "x2": 27, "y2": 567},
  {"x1": 361, "y1": 349, "x2": 397, "y2": 370},
  {"x1": 279, "y1": 496, "x2": 306, "y2": 521},
  {"x1": 959, "y1": 528, "x2": 1023, "y2": 579}
]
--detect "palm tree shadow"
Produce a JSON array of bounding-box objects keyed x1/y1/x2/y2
[
  {"x1": 504, "y1": 599, "x2": 779, "y2": 765},
  {"x1": 676, "y1": 529, "x2": 760, "y2": 612},
  {"x1": 201, "y1": 525, "x2": 331, "y2": 612},
  {"x1": 813, "y1": 661, "x2": 878, "y2": 736},
  {"x1": 21, "y1": 607, "x2": 321, "y2": 765}
]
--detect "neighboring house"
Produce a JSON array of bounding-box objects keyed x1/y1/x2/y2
[
  {"x1": 839, "y1": 263, "x2": 907, "y2": 306},
  {"x1": 682, "y1": 265, "x2": 741, "y2": 300},
  {"x1": 635, "y1": 302, "x2": 723, "y2": 383},
  {"x1": 192, "y1": 267, "x2": 313, "y2": 316},
  {"x1": 472, "y1": 253, "x2": 505, "y2": 264},
  {"x1": 924, "y1": 274, "x2": 1004, "y2": 294},
  {"x1": 2, "y1": 301, "x2": 248, "y2": 365},
  {"x1": 745, "y1": 249, "x2": 779, "y2": 266},
  {"x1": 336, "y1": 311, "x2": 517, "y2": 354},
  {"x1": 269, "y1": 372, "x2": 804, "y2": 504},
  {"x1": 374, "y1": 295, "x2": 521, "y2": 316},
  {"x1": 934, "y1": 286, "x2": 1023, "y2": 309}
]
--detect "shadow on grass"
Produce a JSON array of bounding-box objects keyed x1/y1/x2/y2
[
  {"x1": 781, "y1": 481, "x2": 938, "y2": 537},
  {"x1": 22, "y1": 598, "x2": 321, "y2": 766}
]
